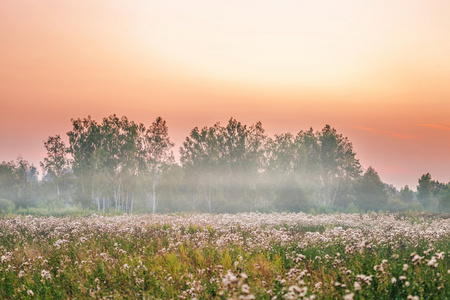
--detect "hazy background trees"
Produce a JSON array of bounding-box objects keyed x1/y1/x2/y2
[
  {"x1": 0, "y1": 157, "x2": 39, "y2": 209},
  {"x1": 179, "y1": 118, "x2": 267, "y2": 212},
  {"x1": 355, "y1": 167, "x2": 388, "y2": 211},
  {"x1": 41, "y1": 135, "x2": 70, "y2": 207},
  {"x1": 142, "y1": 117, "x2": 175, "y2": 213},
  {"x1": 1, "y1": 114, "x2": 449, "y2": 214}
]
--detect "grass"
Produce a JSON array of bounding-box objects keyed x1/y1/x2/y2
[{"x1": 0, "y1": 212, "x2": 448, "y2": 299}]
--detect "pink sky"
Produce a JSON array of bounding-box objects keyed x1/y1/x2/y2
[{"x1": 1, "y1": 1, "x2": 450, "y2": 189}]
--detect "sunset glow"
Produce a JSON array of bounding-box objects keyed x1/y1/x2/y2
[{"x1": 1, "y1": 0, "x2": 450, "y2": 188}]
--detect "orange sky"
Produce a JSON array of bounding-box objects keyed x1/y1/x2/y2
[{"x1": 1, "y1": 0, "x2": 450, "y2": 189}]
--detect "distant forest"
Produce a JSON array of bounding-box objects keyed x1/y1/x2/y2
[{"x1": 1, "y1": 115, "x2": 449, "y2": 214}]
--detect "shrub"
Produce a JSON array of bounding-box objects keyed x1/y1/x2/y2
[
  {"x1": 14, "y1": 206, "x2": 97, "y2": 217},
  {"x1": 276, "y1": 180, "x2": 311, "y2": 212},
  {"x1": 0, "y1": 198, "x2": 15, "y2": 214},
  {"x1": 438, "y1": 188, "x2": 450, "y2": 212}
]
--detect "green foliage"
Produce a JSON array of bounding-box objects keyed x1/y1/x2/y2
[
  {"x1": 0, "y1": 158, "x2": 39, "y2": 208},
  {"x1": 64, "y1": 114, "x2": 176, "y2": 214},
  {"x1": 0, "y1": 198, "x2": 14, "y2": 214},
  {"x1": 417, "y1": 173, "x2": 437, "y2": 211},
  {"x1": 399, "y1": 185, "x2": 414, "y2": 202},
  {"x1": 344, "y1": 202, "x2": 364, "y2": 214},
  {"x1": 385, "y1": 198, "x2": 410, "y2": 212},
  {"x1": 385, "y1": 198, "x2": 424, "y2": 212},
  {"x1": 355, "y1": 167, "x2": 388, "y2": 211},
  {"x1": 1, "y1": 115, "x2": 446, "y2": 214},
  {"x1": 14, "y1": 206, "x2": 98, "y2": 217},
  {"x1": 277, "y1": 180, "x2": 311, "y2": 212},
  {"x1": 313, "y1": 204, "x2": 338, "y2": 214},
  {"x1": 40, "y1": 135, "x2": 71, "y2": 207},
  {"x1": 438, "y1": 187, "x2": 450, "y2": 212},
  {"x1": 180, "y1": 118, "x2": 267, "y2": 213}
]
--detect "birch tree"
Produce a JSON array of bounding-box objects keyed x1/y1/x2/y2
[
  {"x1": 67, "y1": 116, "x2": 102, "y2": 208},
  {"x1": 180, "y1": 118, "x2": 267, "y2": 212},
  {"x1": 180, "y1": 123, "x2": 223, "y2": 212},
  {"x1": 316, "y1": 125, "x2": 361, "y2": 206},
  {"x1": 41, "y1": 135, "x2": 69, "y2": 206},
  {"x1": 142, "y1": 117, "x2": 174, "y2": 213}
]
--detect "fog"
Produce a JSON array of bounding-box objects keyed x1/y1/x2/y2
[{"x1": 1, "y1": 115, "x2": 449, "y2": 215}]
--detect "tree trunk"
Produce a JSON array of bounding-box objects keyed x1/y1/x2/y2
[
  {"x1": 118, "y1": 182, "x2": 121, "y2": 211},
  {"x1": 331, "y1": 178, "x2": 341, "y2": 207},
  {"x1": 114, "y1": 182, "x2": 121, "y2": 212},
  {"x1": 130, "y1": 193, "x2": 134, "y2": 214},
  {"x1": 56, "y1": 183, "x2": 61, "y2": 206},
  {"x1": 203, "y1": 184, "x2": 212, "y2": 213},
  {"x1": 92, "y1": 172, "x2": 96, "y2": 205},
  {"x1": 152, "y1": 178, "x2": 157, "y2": 213}
]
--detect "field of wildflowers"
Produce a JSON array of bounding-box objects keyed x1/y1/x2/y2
[{"x1": 0, "y1": 213, "x2": 449, "y2": 299}]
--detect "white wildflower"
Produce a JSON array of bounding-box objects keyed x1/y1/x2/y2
[
  {"x1": 344, "y1": 293, "x2": 354, "y2": 300},
  {"x1": 41, "y1": 270, "x2": 51, "y2": 280},
  {"x1": 427, "y1": 256, "x2": 438, "y2": 268},
  {"x1": 241, "y1": 284, "x2": 250, "y2": 294}
]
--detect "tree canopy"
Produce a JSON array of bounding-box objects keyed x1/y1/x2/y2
[{"x1": 1, "y1": 114, "x2": 447, "y2": 214}]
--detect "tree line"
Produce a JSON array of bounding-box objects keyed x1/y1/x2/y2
[{"x1": 1, "y1": 115, "x2": 449, "y2": 214}]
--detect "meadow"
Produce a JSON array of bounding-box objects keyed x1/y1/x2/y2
[{"x1": 0, "y1": 212, "x2": 449, "y2": 299}]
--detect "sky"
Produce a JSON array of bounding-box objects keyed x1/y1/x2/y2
[{"x1": 1, "y1": 0, "x2": 450, "y2": 189}]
